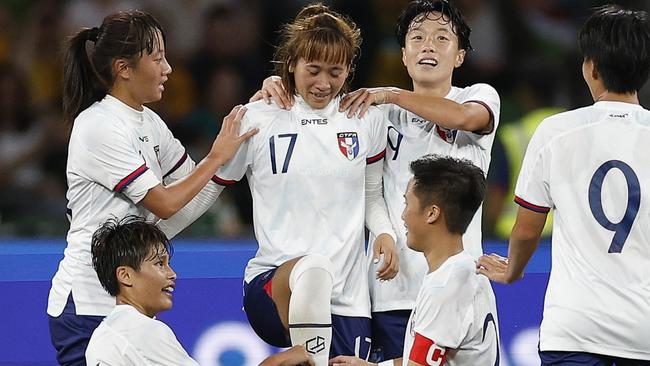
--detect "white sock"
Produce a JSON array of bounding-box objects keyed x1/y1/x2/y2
[{"x1": 288, "y1": 255, "x2": 334, "y2": 366}]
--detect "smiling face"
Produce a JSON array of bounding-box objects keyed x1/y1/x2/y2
[
  {"x1": 401, "y1": 12, "x2": 465, "y2": 90},
  {"x1": 125, "y1": 29, "x2": 172, "y2": 106},
  {"x1": 291, "y1": 57, "x2": 350, "y2": 109},
  {"x1": 126, "y1": 245, "x2": 177, "y2": 318}
]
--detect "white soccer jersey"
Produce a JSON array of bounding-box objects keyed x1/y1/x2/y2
[
  {"x1": 48, "y1": 95, "x2": 193, "y2": 317},
  {"x1": 214, "y1": 96, "x2": 387, "y2": 317},
  {"x1": 86, "y1": 304, "x2": 198, "y2": 365},
  {"x1": 402, "y1": 252, "x2": 499, "y2": 366},
  {"x1": 370, "y1": 84, "x2": 500, "y2": 312},
  {"x1": 515, "y1": 101, "x2": 650, "y2": 359}
]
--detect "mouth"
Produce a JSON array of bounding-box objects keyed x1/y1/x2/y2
[
  {"x1": 159, "y1": 78, "x2": 168, "y2": 92},
  {"x1": 418, "y1": 58, "x2": 438, "y2": 67},
  {"x1": 161, "y1": 284, "x2": 175, "y2": 295},
  {"x1": 310, "y1": 91, "x2": 331, "y2": 102}
]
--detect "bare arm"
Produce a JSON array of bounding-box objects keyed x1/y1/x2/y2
[
  {"x1": 340, "y1": 88, "x2": 492, "y2": 133},
  {"x1": 141, "y1": 105, "x2": 257, "y2": 219},
  {"x1": 477, "y1": 206, "x2": 547, "y2": 283},
  {"x1": 260, "y1": 346, "x2": 314, "y2": 366}
]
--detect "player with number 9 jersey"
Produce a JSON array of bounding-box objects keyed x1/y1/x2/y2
[{"x1": 514, "y1": 102, "x2": 650, "y2": 358}]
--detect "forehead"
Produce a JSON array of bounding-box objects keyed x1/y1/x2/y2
[
  {"x1": 408, "y1": 11, "x2": 454, "y2": 33},
  {"x1": 298, "y1": 57, "x2": 347, "y2": 69},
  {"x1": 144, "y1": 243, "x2": 168, "y2": 261}
]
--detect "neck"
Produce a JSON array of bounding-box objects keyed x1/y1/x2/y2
[
  {"x1": 109, "y1": 85, "x2": 144, "y2": 111},
  {"x1": 116, "y1": 295, "x2": 152, "y2": 318},
  {"x1": 421, "y1": 230, "x2": 464, "y2": 273},
  {"x1": 593, "y1": 90, "x2": 639, "y2": 105},
  {"x1": 412, "y1": 79, "x2": 452, "y2": 97}
]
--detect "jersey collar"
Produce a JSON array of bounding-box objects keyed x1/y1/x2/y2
[
  {"x1": 293, "y1": 94, "x2": 341, "y2": 118},
  {"x1": 593, "y1": 101, "x2": 644, "y2": 111},
  {"x1": 103, "y1": 94, "x2": 146, "y2": 124}
]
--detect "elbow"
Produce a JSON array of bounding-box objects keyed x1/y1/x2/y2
[{"x1": 152, "y1": 201, "x2": 183, "y2": 220}]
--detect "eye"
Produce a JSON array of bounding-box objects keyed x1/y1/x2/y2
[
  {"x1": 156, "y1": 260, "x2": 164, "y2": 267},
  {"x1": 437, "y1": 35, "x2": 449, "y2": 41},
  {"x1": 411, "y1": 35, "x2": 423, "y2": 41},
  {"x1": 154, "y1": 58, "x2": 163, "y2": 64}
]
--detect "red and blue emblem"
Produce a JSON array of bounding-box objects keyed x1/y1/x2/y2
[{"x1": 337, "y1": 132, "x2": 359, "y2": 160}]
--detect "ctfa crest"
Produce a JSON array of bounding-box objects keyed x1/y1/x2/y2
[{"x1": 337, "y1": 132, "x2": 359, "y2": 160}]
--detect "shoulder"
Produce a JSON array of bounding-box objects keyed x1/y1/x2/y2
[
  {"x1": 535, "y1": 105, "x2": 594, "y2": 139},
  {"x1": 454, "y1": 83, "x2": 499, "y2": 101},
  {"x1": 72, "y1": 104, "x2": 127, "y2": 143},
  {"x1": 242, "y1": 100, "x2": 289, "y2": 130}
]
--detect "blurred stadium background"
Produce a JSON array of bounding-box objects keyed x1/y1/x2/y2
[{"x1": 0, "y1": 0, "x2": 648, "y2": 365}]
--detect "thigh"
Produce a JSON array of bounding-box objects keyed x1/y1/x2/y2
[
  {"x1": 539, "y1": 351, "x2": 612, "y2": 366},
  {"x1": 48, "y1": 295, "x2": 104, "y2": 366},
  {"x1": 331, "y1": 315, "x2": 372, "y2": 360},
  {"x1": 369, "y1": 310, "x2": 411, "y2": 362},
  {"x1": 243, "y1": 269, "x2": 292, "y2": 348}
]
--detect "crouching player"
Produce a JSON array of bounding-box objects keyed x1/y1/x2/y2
[
  {"x1": 331, "y1": 155, "x2": 499, "y2": 366},
  {"x1": 86, "y1": 216, "x2": 314, "y2": 366}
]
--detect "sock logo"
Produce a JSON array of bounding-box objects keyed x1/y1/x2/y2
[{"x1": 306, "y1": 336, "x2": 326, "y2": 354}]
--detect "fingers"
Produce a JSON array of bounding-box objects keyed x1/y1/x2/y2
[
  {"x1": 329, "y1": 355, "x2": 356, "y2": 366},
  {"x1": 239, "y1": 127, "x2": 259, "y2": 141},
  {"x1": 358, "y1": 98, "x2": 373, "y2": 118},
  {"x1": 346, "y1": 91, "x2": 369, "y2": 118},
  {"x1": 377, "y1": 250, "x2": 398, "y2": 280},
  {"x1": 249, "y1": 90, "x2": 263, "y2": 103}
]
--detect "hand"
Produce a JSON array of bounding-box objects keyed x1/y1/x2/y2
[
  {"x1": 373, "y1": 233, "x2": 399, "y2": 281},
  {"x1": 210, "y1": 105, "x2": 258, "y2": 165},
  {"x1": 261, "y1": 345, "x2": 314, "y2": 366},
  {"x1": 250, "y1": 75, "x2": 294, "y2": 110},
  {"x1": 330, "y1": 355, "x2": 376, "y2": 366},
  {"x1": 339, "y1": 87, "x2": 401, "y2": 118},
  {"x1": 476, "y1": 253, "x2": 521, "y2": 284}
]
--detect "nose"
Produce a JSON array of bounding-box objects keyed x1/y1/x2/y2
[
  {"x1": 163, "y1": 58, "x2": 172, "y2": 75},
  {"x1": 313, "y1": 73, "x2": 330, "y2": 91},
  {"x1": 421, "y1": 37, "x2": 436, "y2": 53},
  {"x1": 167, "y1": 264, "x2": 177, "y2": 280}
]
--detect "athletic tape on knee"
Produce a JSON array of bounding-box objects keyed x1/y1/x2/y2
[{"x1": 288, "y1": 254, "x2": 334, "y2": 365}]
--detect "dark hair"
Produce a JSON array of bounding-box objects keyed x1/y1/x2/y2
[
  {"x1": 579, "y1": 5, "x2": 650, "y2": 93},
  {"x1": 274, "y1": 3, "x2": 361, "y2": 97},
  {"x1": 91, "y1": 215, "x2": 173, "y2": 297},
  {"x1": 410, "y1": 154, "x2": 485, "y2": 234},
  {"x1": 62, "y1": 11, "x2": 166, "y2": 126},
  {"x1": 396, "y1": 0, "x2": 471, "y2": 51}
]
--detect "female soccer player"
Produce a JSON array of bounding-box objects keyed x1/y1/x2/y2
[
  {"x1": 49, "y1": 10, "x2": 256, "y2": 365},
  {"x1": 160, "y1": 4, "x2": 398, "y2": 364}
]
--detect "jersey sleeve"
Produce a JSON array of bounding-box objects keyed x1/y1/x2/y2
[
  {"x1": 76, "y1": 116, "x2": 159, "y2": 204},
  {"x1": 513, "y1": 119, "x2": 553, "y2": 213},
  {"x1": 460, "y1": 83, "x2": 501, "y2": 146},
  {"x1": 364, "y1": 106, "x2": 388, "y2": 164},
  {"x1": 149, "y1": 111, "x2": 191, "y2": 182}
]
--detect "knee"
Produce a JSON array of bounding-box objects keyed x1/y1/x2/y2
[{"x1": 288, "y1": 254, "x2": 334, "y2": 291}]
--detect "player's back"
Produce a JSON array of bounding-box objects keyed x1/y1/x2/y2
[{"x1": 518, "y1": 101, "x2": 650, "y2": 358}]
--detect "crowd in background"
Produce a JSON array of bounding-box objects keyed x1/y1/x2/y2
[{"x1": 1, "y1": 0, "x2": 648, "y2": 239}]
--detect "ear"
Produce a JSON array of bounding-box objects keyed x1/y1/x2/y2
[
  {"x1": 454, "y1": 49, "x2": 466, "y2": 68},
  {"x1": 426, "y1": 205, "x2": 441, "y2": 224},
  {"x1": 288, "y1": 58, "x2": 295, "y2": 73},
  {"x1": 590, "y1": 61, "x2": 600, "y2": 81},
  {"x1": 116, "y1": 266, "x2": 134, "y2": 287},
  {"x1": 401, "y1": 47, "x2": 407, "y2": 67},
  {"x1": 113, "y1": 58, "x2": 131, "y2": 80}
]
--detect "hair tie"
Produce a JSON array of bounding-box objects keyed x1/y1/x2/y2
[{"x1": 88, "y1": 27, "x2": 100, "y2": 43}]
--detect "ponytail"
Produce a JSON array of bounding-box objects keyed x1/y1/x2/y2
[{"x1": 62, "y1": 27, "x2": 107, "y2": 126}]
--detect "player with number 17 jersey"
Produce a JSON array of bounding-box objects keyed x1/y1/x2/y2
[
  {"x1": 515, "y1": 102, "x2": 650, "y2": 358},
  {"x1": 214, "y1": 96, "x2": 388, "y2": 318}
]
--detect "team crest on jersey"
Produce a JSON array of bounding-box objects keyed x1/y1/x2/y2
[
  {"x1": 337, "y1": 132, "x2": 359, "y2": 160},
  {"x1": 436, "y1": 125, "x2": 457, "y2": 144}
]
